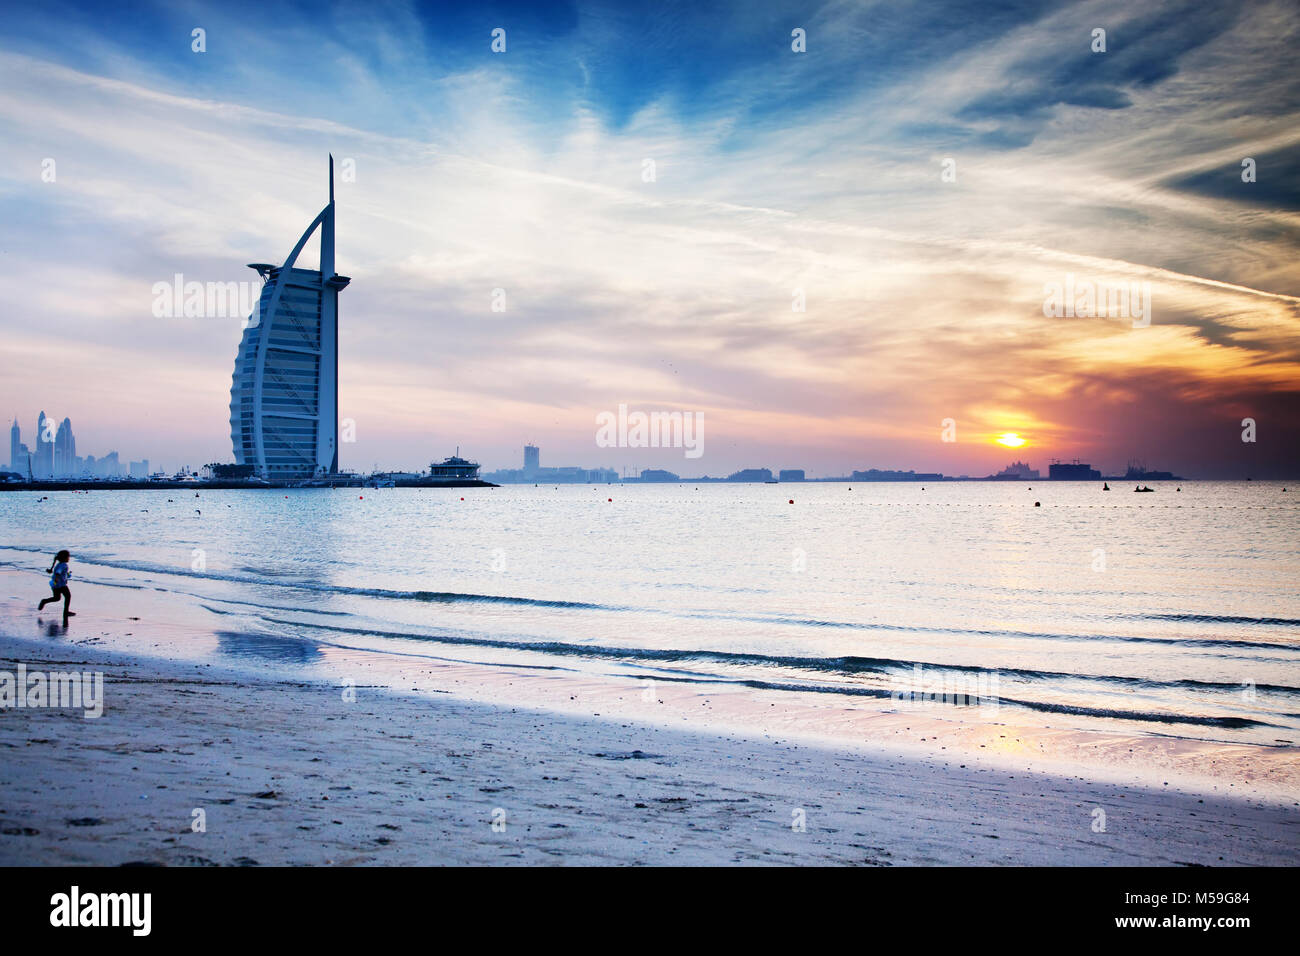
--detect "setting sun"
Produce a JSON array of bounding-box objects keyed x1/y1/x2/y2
[{"x1": 996, "y1": 432, "x2": 1027, "y2": 448}]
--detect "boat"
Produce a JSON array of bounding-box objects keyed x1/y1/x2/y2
[{"x1": 1134, "y1": 485, "x2": 1155, "y2": 492}]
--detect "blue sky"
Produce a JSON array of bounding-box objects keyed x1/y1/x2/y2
[{"x1": 1, "y1": 0, "x2": 1298, "y2": 476}]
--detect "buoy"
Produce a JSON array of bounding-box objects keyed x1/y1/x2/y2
[
  {"x1": 359, "y1": 495, "x2": 363, "y2": 499},
  {"x1": 460, "y1": 497, "x2": 464, "y2": 501},
  {"x1": 788, "y1": 499, "x2": 794, "y2": 504},
  {"x1": 608, "y1": 497, "x2": 612, "y2": 502},
  {"x1": 1034, "y1": 501, "x2": 1041, "y2": 507}
]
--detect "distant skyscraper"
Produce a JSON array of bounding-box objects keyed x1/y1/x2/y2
[
  {"x1": 54, "y1": 418, "x2": 75, "y2": 477},
  {"x1": 97, "y1": 451, "x2": 121, "y2": 478},
  {"x1": 230, "y1": 157, "x2": 350, "y2": 479},
  {"x1": 8, "y1": 419, "x2": 18, "y2": 472},
  {"x1": 523, "y1": 444, "x2": 540, "y2": 474},
  {"x1": 34, "y1": 411, "x2": 53, "y2": 479}
]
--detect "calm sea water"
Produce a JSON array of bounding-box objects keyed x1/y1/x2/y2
[{"x1": 2, "y1": 481, "x2": 1298, "y2": 745}]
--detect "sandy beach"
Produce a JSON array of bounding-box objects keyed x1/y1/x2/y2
[
  {"x1": 5, "y1": 0, "x2": 1300, "y2": 897},
  {"x1": 2, "y1": 632, "x2": 1296, "y2": 866}
]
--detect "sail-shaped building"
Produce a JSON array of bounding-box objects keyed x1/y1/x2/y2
[{"x1": 230, "y1": 157, "x2": 350, "y2": 479}]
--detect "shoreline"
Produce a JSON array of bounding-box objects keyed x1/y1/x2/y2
[
  {"x1": 0, "y1": 479, "x2": 498, "y2": 492},
  {"x1": 2, "y1": 561, "x2": 1297, "y2": 805},
  {"x1": 2, "y1": 633, "x2": 1297, "y2": 866}
]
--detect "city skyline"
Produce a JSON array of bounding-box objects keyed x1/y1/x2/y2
[
  {"x1": 5, "y1": 413, "x2": 151, "y2": 479},
  {"x1": 478, "y1": 441, "x2": 1182, "y2": 484},
  {"x1": 1, "y1": 1, "x2": 1298, "y2": 477},
  {"x1": 2, "y1": 414, "x2": 1197, "y2": 484}
]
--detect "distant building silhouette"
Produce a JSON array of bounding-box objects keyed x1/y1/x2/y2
[
  {"x1": 34, "y1": 411, "x2": 53, "y2": 479},
  {"x1": 851, "y1": 468, "x2": 942, "y2": 481},
  {"x1": 483, "y1": 445, "x2": 616, "y2": 483},
  {"x1": 1048, "y1": 460, "x2": 1101, "y2": 480},
  {"x1": 992, "y1": 460, "x2": 1039, "y2": 480},
  {"x1": 94, "y1": 451, "x2": 122, "y2": 478},
  {"x1": 54, "y1": 417, "x2": 75, "y2": 477},
  {"x1": 778, "y1": 469, "x2": 806, "y2": 482},
  {"x1": 727, "y1": 468, "x2": 774, "y2": 482},
  {"x1": 1120, "y1": 460, "x2": 1181, "y2": 481},
  {"x1": 8, "y1": 418, "x2": 20, "y2": 473}
]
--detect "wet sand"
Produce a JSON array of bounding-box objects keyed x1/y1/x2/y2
[{"x1": 2, "y1": 633, "x2": 1296, "y2": 866}]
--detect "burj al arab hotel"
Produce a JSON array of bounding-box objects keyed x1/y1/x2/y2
[{"x1": 230, "y1": 157, "x2": 350, "y2": 479}]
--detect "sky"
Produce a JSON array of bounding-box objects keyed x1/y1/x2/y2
[{"x1": 0, "y1": 0, "x2": 1297, "y2": 478}]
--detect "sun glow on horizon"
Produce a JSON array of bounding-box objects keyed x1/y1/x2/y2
[{"x1": 996, "y1": 432, "x2": 1028, "y2": 448}]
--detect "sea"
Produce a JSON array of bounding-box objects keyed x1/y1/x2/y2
[{"x1": 2, "y1": 480, "x2": 1297, "y2": 747}]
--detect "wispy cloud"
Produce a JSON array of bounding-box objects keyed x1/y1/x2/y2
[{"x1": 0, "y1": 0, "x2": 1297, "y2": 477}]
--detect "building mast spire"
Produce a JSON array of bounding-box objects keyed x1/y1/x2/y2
[
  {"x1": 324, "y1": 153, "x2": 338, "y2": 476},
  {"x1": 322, "y1": 154, "x2": 335, "y2": 277}
]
